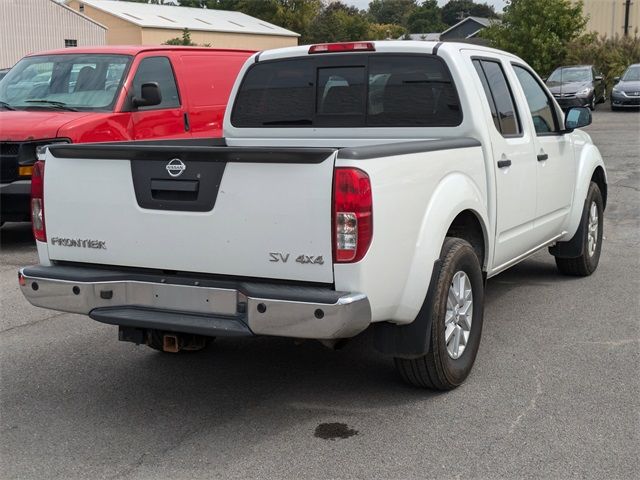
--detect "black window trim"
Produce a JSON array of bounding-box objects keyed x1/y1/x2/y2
[
  {"x1": 230, "y1": 52, "x2": 464, "y2": 129},
  {"x1": 510, "y1": 61, "x2": 562, "y2": 137},
  {"x1": 127, "y1": 54, "x2": 182, "y2": 113},
  {"x1": 471, "y1": 55, "x2": 523, "y2": 139}
]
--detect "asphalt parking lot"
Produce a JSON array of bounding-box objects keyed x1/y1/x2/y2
[{"x1": 1, "y1": 105, "x2": 638, "y2": 480}]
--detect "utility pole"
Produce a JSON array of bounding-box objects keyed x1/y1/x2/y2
[{"x1": 623, "y1": 0, "x2": 632, "y2": 36}]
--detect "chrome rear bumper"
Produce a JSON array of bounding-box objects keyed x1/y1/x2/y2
[{"x1": 18, "y1": 265, "x2": 371, "y2": 339}]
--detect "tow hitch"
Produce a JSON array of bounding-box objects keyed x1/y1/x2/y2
[{"x1": 118, "y1": 326, "x2": 210, "y2": 353}]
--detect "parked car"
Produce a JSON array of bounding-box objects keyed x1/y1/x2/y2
[
  {"x1": 19, "y1": 41, "x2": 607, "y2": 390},
  {"x1": 546, "y1": 65, "x2": 606, "y2": 110},
  {"x1": 611, "y1": 63, "x2": 640, "y2": 110},
  {"x1": 0, "y1": 46, "x2": 253, "y2": 224},
  {"x1": 0, "y1": 68, "x2": 10, "y2": 81}
]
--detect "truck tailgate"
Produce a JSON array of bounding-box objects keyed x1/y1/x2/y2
[{"x1": 44, "y1": 144, "x2": 337, "y2": 283}]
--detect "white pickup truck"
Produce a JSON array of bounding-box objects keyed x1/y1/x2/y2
[{"x1": 19, "y1": 41, "x2": 607, "y2": 390}]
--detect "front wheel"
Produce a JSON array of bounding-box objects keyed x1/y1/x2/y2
[
  {"x1": 554, "y1": 182, "x2": 603, "y2": 276},
  {"x1": 394, "y1": 238, "x2": 485, "y2": 390},
  {"x1": 589, "y1": 95, "x2": 596, "y2": 111}
]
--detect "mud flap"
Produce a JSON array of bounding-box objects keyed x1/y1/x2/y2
[
  {"x1": 549, "y1": 196, "x2": 589, "y2": 259},
  {"x1": 373, "y1": 259, "x2": 442, "y2": 358}
]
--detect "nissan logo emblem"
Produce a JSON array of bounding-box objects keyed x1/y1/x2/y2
[{"x1": 166, "y1": 158, "x2": 186, "y2": 177}]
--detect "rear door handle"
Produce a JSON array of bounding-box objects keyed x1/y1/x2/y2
[
  {"x1": 497, "y1": 159, "x2": 512, "y2": 168},
  {"x1": 537, "y1": 153, "x2": 549, "y2": 161}
]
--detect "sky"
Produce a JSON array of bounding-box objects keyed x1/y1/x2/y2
[{"x1": 344, "y1": 0, "x2": 507, "y2": 12}]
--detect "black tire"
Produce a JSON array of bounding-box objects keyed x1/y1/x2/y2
[
  {"x1": 146, "y1": 329, "x2": 214, "y2": 353},
  {"x1": 589, "y1": 95, "x2": 596, "y2": 111},
  {"x1": 394, "y1": 238, "x2": 484, "y2": 390},
  {"x1": 555, "y1": 182, "x2": 604, "y2": 276}
]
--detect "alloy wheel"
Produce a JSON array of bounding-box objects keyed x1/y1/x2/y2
[
  {"x1": 445, "y1": 271, "x2": 473, "y2": 359},
  {"x1": 587, "y1": 200, "x2": 599, "y2": 257}
]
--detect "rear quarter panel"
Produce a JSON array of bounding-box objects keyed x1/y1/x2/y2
[{"x1": 334, "y1": 146, "x2": 489, "y2": 324}]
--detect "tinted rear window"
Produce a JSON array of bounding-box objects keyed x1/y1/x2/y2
[{"x1": 231, "y1": 54, "x2": 462, "y2": 128}]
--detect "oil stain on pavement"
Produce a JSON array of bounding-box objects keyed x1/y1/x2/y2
[{"x1": 314, "y1": 423, "x2": 358, "y2": 440}]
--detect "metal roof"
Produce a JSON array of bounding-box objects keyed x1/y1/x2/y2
[{"x1": 69, "y1": 0, "x2": 299, "y2": 37}]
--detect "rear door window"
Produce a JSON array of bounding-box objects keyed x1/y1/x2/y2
[
  {"x1": 472, "y1": 59, "x2": 520, "y2": 136},
  {"x1": 472, "y1": 60, "x2": 500, "y2": 133},
  {"x1": 231, "y1": 54, "x2": 462, "y2": 128}
]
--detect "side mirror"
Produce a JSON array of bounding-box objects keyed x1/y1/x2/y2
[
  {"x1": 595, "y1": 75, "x2": 603, "y2": 82},
  {"x1": 132, "y1": 82, "x2": 162, "y2": 108},
  {"x1": 613, "y1": 76, "x2": 620, "y2": 83},
  {"x1": 565, "y1": 106, "x2": 592, "y2": 131}
]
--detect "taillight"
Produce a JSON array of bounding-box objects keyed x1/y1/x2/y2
[
  {"x1": 333, "y1": 168, "x2": 372, "y2": 263},
  {"x1": 309, "y1": 42, "x2": 375, "y2": 54},
  {"x1": 31, "y1": 160, "x2": 46, "y2": 242}
]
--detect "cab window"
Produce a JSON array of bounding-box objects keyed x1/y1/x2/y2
[{"x1": 132, "y1": 56, "x2": 180, "y2": 110}]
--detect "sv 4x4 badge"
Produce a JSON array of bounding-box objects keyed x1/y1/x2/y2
[{"x1": 269, "y1": 253, "x2": 324, "y2": 265}]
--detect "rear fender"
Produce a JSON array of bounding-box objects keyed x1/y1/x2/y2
[{"x1": 394, "y1": 172, "x2": 490, "y2": 323}]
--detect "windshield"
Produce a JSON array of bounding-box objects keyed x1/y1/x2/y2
[
  {"x1": 547, "y1": 67, "x2": 592, "y2": 84},
  {"x1": 621, "y1": 65, "x2": 640, "y2": 82},
  {"x1": 0, "y1": 54, "x2": 131, "y2": 111}
]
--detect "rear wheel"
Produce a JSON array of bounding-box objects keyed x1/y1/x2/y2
[
  {"x1": 554, "y1": 182, "x2": 603, "y2": 276},
  {"x1": 394, "y1": 238, "x2": 484, "y2": 390}
]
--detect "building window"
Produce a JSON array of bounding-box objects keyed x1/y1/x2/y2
[
  {"x1": 65, "y1": 39, "x2": 78, "y2": 48},
  {"x1": 79, "y1": 3, "x2": 84, "y2": 12}
]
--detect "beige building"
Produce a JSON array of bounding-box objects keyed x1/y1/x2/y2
[
  {"x1": 579, "y1": 0, "x2": 640, "y2": 37},
  {"x1": 0, "y1": 0, "x2": 106, "y2": 68},
  {"x1": 65, "y1": 0, "x2": 299, "y2": 49}
]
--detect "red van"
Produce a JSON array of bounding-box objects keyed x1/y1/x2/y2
[{"x1": 0, "y1": 45, "x2": 253, "y2": 224}]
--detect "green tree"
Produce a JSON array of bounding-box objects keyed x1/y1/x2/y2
[
  {"x1": 406, "y1": 0, "x2": 445, "y2": 33},
  {"x1": 441, "y1": 0, "x2": 498, "y2": 26},
  {"x1": 368, "y1": 0, "x2": 417, "y2": 27},
  {"x1": 164, "y1": 28, "x2": 197, "y2": 45},
  {"x1": 367, "y1": 22, "x2": 406, "y2": 40},
  {"x1": 482, "y1": 0, "x2": 588, "y2": 75},
  {"x1": 265, "y1": 0, "x2": 323, "y2": 44},
  {"x1": 308, "y1": 2, "x2": 369, "y2": 43}
]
